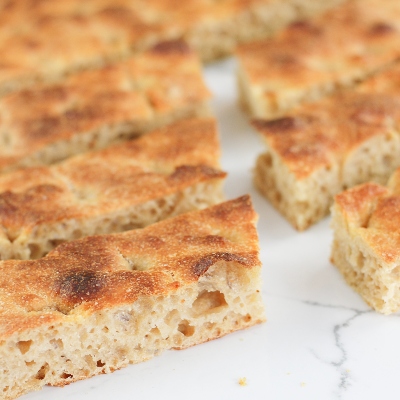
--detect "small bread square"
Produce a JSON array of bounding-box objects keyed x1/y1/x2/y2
[
  {"x1": 237, "y1": 0, "x2": 400, "y2": 119},
  {"x1": 0, "y1": 0, "x2": 344, "y2": 94},
  {"x1": 0, "y1": 41, "x2": 211, "y2": 174},
  {"x1": 0, "y1": 195, "x2": 265, "y2": 400},
  {"x1": 331, "y1": 168, "x2": 400, "y2": 314},
  {"x1": 0, "y1": 118, "x2": 226, "y2": 260},
  {"x1": 253, "y1": 64, "x2": 400, "y2": 231}
]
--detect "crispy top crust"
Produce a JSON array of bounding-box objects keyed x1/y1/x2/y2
[
  {"x1": 237, "y1": 0, "x2": 400, "y2": 97},
  {"x1": 333, "y1": 169, "x2": 400, "y2": 264},
  {"x1": 253, "y1": 64, "x2": 400, "y2": 179},
  {"x1": 0, "y1": 195, "x2": 259, "y2": 339},
  {"x1": 0, "y1": 118, "x2": 226, "y2": 241},
  {"x1": 0, "y1": 0, "x2": 273, "y2": 93},
  {"x1": 0, "y1": 41, "x2": 210, "y2": 174}
]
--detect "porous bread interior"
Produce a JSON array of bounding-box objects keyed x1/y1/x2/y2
[
  {"x1": 330, "y1": 203, "x2": 400, "y2": 315},
  {"x1": 0, "y1": 101, "x2": 210, "y2": 175},
  {"x1": 254, "y1": 149, "x2": 341, "y2": 231},
  {"x1": 0, "y1": 180, "x2": 224, "y2": 260},
  {"x1": 255, "y1": 126, "x2": 400, "y2": 231},
  {"x1": 0, "y1": 261, "x2": 265, "y2": 400}
]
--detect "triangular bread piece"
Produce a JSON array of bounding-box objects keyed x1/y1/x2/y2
[{"x1": 0, "y1": 195, "x2": 265, "y2": 399}]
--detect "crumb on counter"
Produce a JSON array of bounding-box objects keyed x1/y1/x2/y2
[{"x1": 238, "y1": 377, "x2": 247, "y2": 386}]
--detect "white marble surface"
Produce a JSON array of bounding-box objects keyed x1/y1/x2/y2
[{"x1": 21, "y1": 59, "x2": 400, "y2": 400}]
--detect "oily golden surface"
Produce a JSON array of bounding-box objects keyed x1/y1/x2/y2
[
  {"x1": 237, "y1": 0, "x2": 400, "y2": 116},
  {"x1": 0, "y1": 118, "x2": 225, "y2": 242},
  {"x1": 253, "y1": 64, "x2": 400, "y2": 180},
  {"x1": 0, "y1": 195, "x2": 260, "y2": 338},
  {"x1": 0, "y1": 41, "x2": 210, "y2": 174}
]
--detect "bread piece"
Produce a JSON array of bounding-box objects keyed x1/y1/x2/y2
[
  {"x1": 0, "y1": 118, "x2": 226, "y2": 260},
  {"x1": 253, "y1": 64, "x2": 400, "y2": 231},
  {"x1": 0, "y1": 195, "x2": 265, "y2": 400},
  {"x1": 0, "y1": 0, "x2": 345, "y2": 95},
  {"x1": 237, "y1": 0, "x2": 400, "y2": 119},
  {"x1": 0, "y1": 41, "x2": 210, "y2": 174},
  {"x1": 330, "y1": 168, "x2": 400, "y2": 314}
]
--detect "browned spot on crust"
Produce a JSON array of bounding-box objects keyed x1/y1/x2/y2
[
  {"x1": 25, "y1": 116, "x2": 62, "y2": 140},
  {"x1": 183, "y1": 235, "x2": 228, "y2": 246},
  {"x1": 252, "y1": 117, "x2": 306, "y2": 134},
  {"x1": 192, "y1": 252, "x2": 250, "y2": 277},
  {"x1": 151, "y1": 40, "x2": 191, "y2": 55},
  {"x1": 288, "y1": 20, "x2": 323, "y2": 35},
  {"x1": 169, "y1": 165, "x2": 225, "y2": 182},
  {"x1": 369, "y1": 22, "x2": 396, "y2": 36},
  {"x1": 55, "y1": 269, "x2": 107, "y2": 303}
]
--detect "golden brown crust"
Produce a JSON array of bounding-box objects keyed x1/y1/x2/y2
[
  {"x1": 0, "y1": 195, "x2": 259, "y2": 338},
  {"x1": 253, "y1": 64, "x2": 400, "y2": 180},
  {"x1": 237, "y1": 0, "x2": 400, "y2": 118},
  {"x1": 330, "y1": 169, "x2": 400, "y2": 313},
  {"x1": 0, "y1": 0, "x2": 345, "y2": 94},
  {"x1": 0, "y1": 41, "x2": 210, "y2": 174},
  {"x1": 334, "y1": 177, "x2": 400, "y2": 264},
  {"x1": 0, "y1": 117, "x2": 226, "y2": 250}
]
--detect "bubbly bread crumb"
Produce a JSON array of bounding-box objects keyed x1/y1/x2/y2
[
  {"x1": 331, "y1": 168, "x2": 400, "y2": 314},
  {"x1": 253, "y1": 64, "x2": 400, "y2": 231},
  {"x1": 0, "y1": 196, "x2": 265, "y2": 399},
  {"x1": 0, "y1": 118, "x2": 226, "y2": 260}
]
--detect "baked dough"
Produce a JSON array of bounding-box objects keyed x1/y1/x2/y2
[
  {"x1": 237, "y1": 0, "x2": 400, "y2": 119},
  {"x1": 0, "y1": 118, "x2": 226, "y2": 260},
  {"x1": 0, "y1": 41, "x2": 210, "y2": 174},
  {"x1": 0, "y1": 0, "x2": 344, "y2": 95},
  {"x1": 0, "y1": 195, "x2": 265, "y2": 399},
  {"x1": 253, "y1": 64, "x2": 400, "y2": 230},
  {"x1": 331, "y1": 168, "x2": 400, "y2": 314}
]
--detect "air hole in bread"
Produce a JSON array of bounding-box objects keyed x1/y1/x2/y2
[
  {"x1": 35, "y1": 363, "x2": 49, "y2": 380},
  {"x1": 60, "y1": 372, "x2": 73, "y2": 379},
  {"x1": 96, "y1": 360, "x2": 105, "y2": 368},
  {"x1": 192, "y1": 290, "x2": 227, "y2": 315},
  {"x1": 17, "y1": 340, "x2": 33, "y2": 355},
  {"x1": 28, "y1": 243, "x2": 41, "y2": 259},
  {"x1": 177, "y1": 320, "x2": 195, "y2": 337},
  {"x1": 50, "y1": 338, "x2": 64, "y2": 350}
]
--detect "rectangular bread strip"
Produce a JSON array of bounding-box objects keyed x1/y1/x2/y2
[
  {"x1": 0, "y1": 118, "x2": 226, "y2": 260},
  {"x1": 237, "y1": 0, "x2": 400, "y2": 119},
  {"x1": 0, "y1": 195, "x2": 265, "y2": 400},
  {"x1": 0, "y1": 41, "x2": 210, "y2": 174},
  {"x1": 0, "y1": 0, "x2": 345, "y2": 95},
  {"x1": 331, "y1": 168, "x2": 400, "y2": 314},
  {"x1": 253, "y1": 64, "x2": 400, "y2": 231}
]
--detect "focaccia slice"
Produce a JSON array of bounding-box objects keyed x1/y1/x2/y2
[
  {"x1": 253, "y1": 64, "x2": 400, "y2": 231},
  {"x1": 0, "y1": 41, "x2": 210, "y2": 174},
  {"x1": 237, "y1": 0, "x2": 400, "y2": 119},
  {"x1": 331, "y1": 168, "x2": 400, "y2": 314},
  {"x1": 0, "y1": 195, "x2": 265, "y2": 400},
  {"x1": 0, "y1": 118, "x2": 226, "y2": 260},
  {"x1": 0, "y1": 0, "x2": 344, "y2": 95}
]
